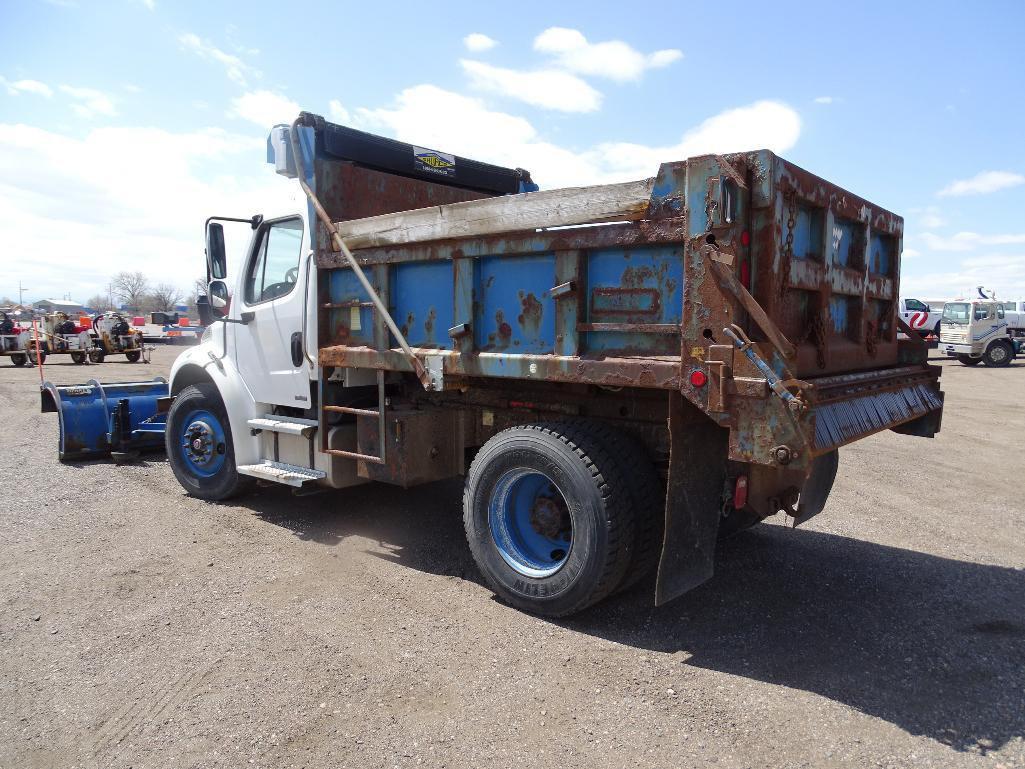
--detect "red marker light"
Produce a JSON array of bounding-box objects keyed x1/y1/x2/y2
[
  {"x1": 740, "y1": 230, "x2": 750, "y2": 247},
  {"x1": 734, "y1": 476, "x2": 749, "y2": 509},
  {"x1": 690, "y1": 369, "x2": 707, "y2": 387}
]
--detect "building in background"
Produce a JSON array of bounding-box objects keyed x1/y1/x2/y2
[{"x1": 33, "y1": 299, "x2": 86, "y2": 316}]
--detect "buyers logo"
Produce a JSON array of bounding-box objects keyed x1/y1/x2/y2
[{"x1": 413, "y1": 146, "x2": 455, "y2": 176}]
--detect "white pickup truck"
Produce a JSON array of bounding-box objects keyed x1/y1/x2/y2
[{"x1": 899, "y1": 297, "x2": 943, "y2": 337}]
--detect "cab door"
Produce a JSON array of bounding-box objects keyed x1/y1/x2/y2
[{"x1": 233, "y1": 215, "x2": 312, "y2": 407}]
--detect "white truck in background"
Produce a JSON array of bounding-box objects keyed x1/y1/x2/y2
[
  {"x1": 939, "y1": 299, "x2": 1024, "y2": 366},
  {"x1": 899, "y1": 297, "x2": 943, "y2": 338}
]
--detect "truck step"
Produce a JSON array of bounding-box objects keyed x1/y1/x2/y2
[
  {"x1": 237, "y1": 460, "x2": 326, "y2": 487},
  {"x1": 247, "y1": 416, "x2": 318, "y2": 438}
]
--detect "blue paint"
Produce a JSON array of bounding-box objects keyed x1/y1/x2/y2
[
  {"x1": 789, "y1": 204, "x2": 824, "y2": 260},
  {"x1": 869, "y1": 232, "x2": 895, "y2": 276},
  {"x1": 476, "y1": 253, "x2": 556, "y2": 353},
  {"x1": 327, "y1": 269, "x2": 374, "y2": 345},
  {"x1": 829, "y1": 295, "x2": 852, "y2": 335},
  {"x1": 488, "y1": 468, "x2": 571, "y2": 578},
  {"x1": 177, "y1": 408, "x2": 226, "y2": 478},
  {"x1": 391, "y1": 261, "x2": 453, "y2": 348},
  {"x1": 831, "y1": 217, "x2": 861, "y2": 268},
  {"x1": 584, "y1": 246, "x2": 684, "y2": 354}
]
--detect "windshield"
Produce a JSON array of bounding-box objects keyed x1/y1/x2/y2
[{"x1": 942, "y1": 302, "x2": 970, "y2": 325}]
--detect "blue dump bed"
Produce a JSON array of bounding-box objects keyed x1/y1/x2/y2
[{"x1": 312, "y1": 144, "x2": 942, "y2": 472}]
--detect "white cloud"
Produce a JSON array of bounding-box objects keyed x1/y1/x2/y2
[
  {"x1": 909, "y1": 205, "x2": 945, "y2": 228},
  {"x1": 902, "y1": 247, "x2": 921, "y2": 259},
  {"x1": 463, "y1": 33, "x2": 497, "y2": 52},
  {"x1": 230, "y1": 90, "x2": 300, "y2": 128},
  {"x1": 917, "y1": 231, "x2": 1025, "y2": 252},
  {"x1": 356, "y1": 86, "x2": 800, "y2": 188},
  {"x1": 0, "y1": 122, "x2": 292, "y2": 301},
  {"x1": 902, "y1": 253, "x2": 1025, "y2": 299},
  {"x1": 937, "y1": 170, "x2": 1025, "y2": 197},
  {"x1": 178, "y1": 32, "x2": 259, "y2": 86},
  {"x1": 460, "y1": 59, "x2": 601, "y2": 113},
  {"x1": 328, "y1": 99, "x2": 350, "y2": 124},
  {"x1": 137, "y1": 0, "x2": 155, "y2": 9},
  {"x1": 813, "y1": 96, "x2": 834, "y2": 104},
  {"x1": 1, "y1": 77, "x2": 54, "y2": 98},
  {"x1": 533, "y1": 27, "x2": 682, "y2": 82},
  {"x1": 594, "y1": 100, "x2": 802, "y2": 178},
  {"x1": 59, "y1": 85, "x2": 116, "y2": 118}
]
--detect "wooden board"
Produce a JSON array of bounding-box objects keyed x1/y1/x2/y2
[{"x1": 333, "y1": 178, "x2": 655, "y2": 249}]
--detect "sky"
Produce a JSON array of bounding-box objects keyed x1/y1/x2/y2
[{"x1": 2, "y1": 0, "x2": 1024, "y2": 305}]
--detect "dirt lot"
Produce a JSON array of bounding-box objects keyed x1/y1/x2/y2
[{"x1": 1, "y1": 346, "x2": 1023, "y2": 769}]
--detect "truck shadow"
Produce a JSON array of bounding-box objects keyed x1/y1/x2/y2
[
  {"x1": 245, "y1": 482, "x2": 1024, "y2": 754},
  {"x1": 566, "y1": 525, "x2": 1025, "y2": 755}
]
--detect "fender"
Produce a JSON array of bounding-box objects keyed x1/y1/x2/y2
[{"x1": 169, "y1": 337, "x2": 262, "y2": 466}]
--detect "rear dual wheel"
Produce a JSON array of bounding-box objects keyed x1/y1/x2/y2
[{"x1": 463, "y1": 422, "x2": 662, "y2": 617}]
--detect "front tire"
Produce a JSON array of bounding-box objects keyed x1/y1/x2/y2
[
  {"x1": 88, "y1": 349, "x2": 105, "y2": 363},
  {"x1": 10, "y1": 353, "x2": 27, "y2": 367},
  {"x1": 463, "y1": 423, "x2": 635, "y2": 617},
  {"x1": 27, "y1": 347, "x2": 46, "y2": 366},
  {"x1": 125, "y1": 350, "x2": 141, "y2": 363},
  {"x1": 70, "y1": 351, "x2": 86, "y2": 364},
  {"x1": 957, "y1": 354, "x2": 982, "y2": 366},
  {"x1": 166, "y1": 383, "x2": 252, "y2": 501},
  {"x1": 983, "y1": 341, "x2": 1013, "y2": 367}
]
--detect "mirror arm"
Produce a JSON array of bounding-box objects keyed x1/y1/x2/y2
[{"x1": 221, "y1": 311, "x2": 254, "y2": 325}]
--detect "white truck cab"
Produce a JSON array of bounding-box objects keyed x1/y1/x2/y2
[{"x1": 939, "y1": 299, "x2": 1019, "y2": 367}]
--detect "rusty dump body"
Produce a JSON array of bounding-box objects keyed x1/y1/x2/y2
[{"x1": 307, "y1": 125, "x2": 943, "y2": 603}]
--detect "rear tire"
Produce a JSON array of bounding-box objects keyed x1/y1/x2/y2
[
  {"x1": 957, "y1": 355, "x2": 982, "y2": 366},
  {"x1": 27, "y1": 347, "x2": 46, "y2": 366},
  {"x1": 166, "y1": 383, "x2": 252, "y2": 501},
  {"x1": 463, "y1": 422, "x2": 635, "y2": 617},
  {"x1": 88, "y1": 349, "x2": 105, "y2": 363},
  {"x1": 603, "y1": 427, "x2": 664, "y2": 592},
  {"x1": 983, "y1": 341, "x2": 1013, "y2": 367},
  {"x1": 125, "y1": 350, "x2": 141, "y2": 363},
  {"x1": 70, "y1": 351, "x2": 86, "y2": 364},
  {"x1": 10, "y1": 353, "x2": 27, "y2": 367}
]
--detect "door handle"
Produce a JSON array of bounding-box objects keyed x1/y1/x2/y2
[{"x1": 290, "y1": 331, "x2": 303, "y2": 367}]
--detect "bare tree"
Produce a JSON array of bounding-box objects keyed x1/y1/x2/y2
[
  {"x1": 111, "y1": 271, "x2": 150, "y2": 309},
  {"x1": 193, "y1": 276, "x2": 209, "y2": 301},
  {"x1": 85, "y1": 294, "x2": 114, "y2": 312},
  {"x1": 148, "y1": 283, "x2": 184, "y2": 312}
]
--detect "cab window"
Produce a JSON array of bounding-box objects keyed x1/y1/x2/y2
[
  {"x1": 973, "y1": 305, "x2": 991, "y2": 321},
  {"x1": 904, "y1": 298, "x2": 928, "y2": 312},
  {"x1": 244, "y1": 218, "x2": 303, "y2": 304}
]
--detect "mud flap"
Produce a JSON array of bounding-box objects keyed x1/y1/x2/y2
[
  {"x1": 793, "y1": 449, "x2": 839, "y2": 527},
  {"x1": 654, "y1": 392, "x2": 730, "y2": 606}
]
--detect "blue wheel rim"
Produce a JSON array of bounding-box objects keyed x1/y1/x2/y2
[
  {"x1": 488, "y1": 468, "x2": 572, "y2": 577},
  {"x1": 178, "y1": 409, "x2": 227, "y2": 478}
]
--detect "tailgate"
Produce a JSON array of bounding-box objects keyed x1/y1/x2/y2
[{"x1": 679, "y1": 151, "x2": 941, "y2": 469}]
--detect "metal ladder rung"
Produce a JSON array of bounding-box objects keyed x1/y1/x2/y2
[{"x1": 321, "y1": 369, "x2": 387, "y2": 465}]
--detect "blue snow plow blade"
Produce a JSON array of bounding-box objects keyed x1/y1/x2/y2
[{"x1": 40, "y1": 378, "x2": 169, "y2": 461}]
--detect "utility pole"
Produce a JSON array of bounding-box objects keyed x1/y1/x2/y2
[{"x1": 18, "y1": 281, "x2": 28, "y2": 306}]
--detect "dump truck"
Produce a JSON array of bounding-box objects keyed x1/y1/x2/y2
[{"x1": 43, "y1": 114, "x2": 944, "y2": 617}]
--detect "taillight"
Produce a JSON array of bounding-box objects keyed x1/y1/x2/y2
[
  {"x1": 733, "y1": 476, "x2": 749, "y2": 509},
  {"x1": 689, "y1": 369, "x2": 707, "y2": 387}
]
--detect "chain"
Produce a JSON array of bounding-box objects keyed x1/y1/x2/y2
[
  {"x1": 778, "y1": 190, "x2": 796, "y2": 303},
  {"x1": 865, "y1": 319, "x2": 878, "y2": 356}
]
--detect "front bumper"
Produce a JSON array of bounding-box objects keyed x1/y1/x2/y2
[{"x1": 939, "y1": 341, "x2": 977, "y2": 357}]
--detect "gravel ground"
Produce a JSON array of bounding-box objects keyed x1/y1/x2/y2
[{"x1": 1, "y1": 346, "x2": 1023, "y2": 769}]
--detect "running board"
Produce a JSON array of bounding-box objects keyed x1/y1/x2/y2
[
  {"x1": 247, "y1": 416, "x2": 318, "y2": 438},
  {"x1": 237, "y1": 460, "x2": 326, "y2": 487}
]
